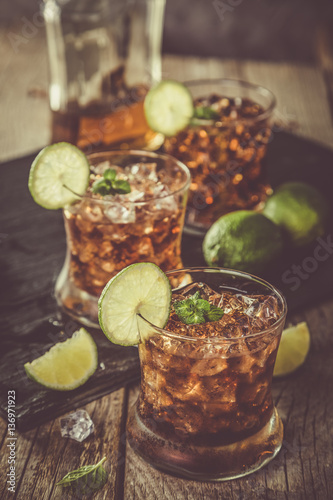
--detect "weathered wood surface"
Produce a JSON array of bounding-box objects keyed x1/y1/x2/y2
[{"x1": 1, "y1": 27, "x2": 333, "y2": 500}]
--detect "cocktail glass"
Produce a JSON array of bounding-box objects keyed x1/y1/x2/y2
[
  {"x1": 55, "y1": 150, "x2": 190, "y2": 327},
  {"x1": 128, "y1": 267, "x2": 287, "y2": 481},
  {"x1": 164, "y1": 79, "x2": 276, "y2": 234}
]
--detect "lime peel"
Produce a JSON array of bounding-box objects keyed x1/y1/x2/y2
[
  {"x1": 28, "y1": 142, "x2": 90, "y2": 210},
  {"x1": 144, "y1": 80, "x2": 194, "y2": 136},
  {"x1": 274, "y1": 322, "x2": 310, "y2": 377},
  {"x1": 24, "y1": 328, "x2": 98, "y2": 391},
  {"x1": 98, "y1": 262, "x2": 172, "y2": 346}
]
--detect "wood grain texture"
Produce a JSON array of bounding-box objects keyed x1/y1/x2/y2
[
  {"x1": 0, "y1": 26, "x2": 50, "y2": 162},
  {"x1": 0, "y1": 389, "x2": 127, "y2": 500}
]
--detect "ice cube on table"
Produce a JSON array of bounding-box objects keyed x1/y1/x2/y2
[{"x1": 60, "y1": 409, "x2": 94, "y2": 442}]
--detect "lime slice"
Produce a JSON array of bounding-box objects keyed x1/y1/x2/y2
[
  {"x1": 144, "y1": 80, "x2": 194, "y2": 136},
  {"x1": 24, "y1": 328, "x2": 98, "y2": 390},
  {"x1": 274, "y1": 322, "x2": 310, "y2": 377},
  {"x1": 98, "y1": 262, "x2": 172, "y2": 346},
  {"x1": 28, "y1": 142, "x2": 90, "y2": 209}
]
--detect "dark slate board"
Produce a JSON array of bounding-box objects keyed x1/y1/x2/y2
[{"x1": 1, "y1": 131, "x2": 333, "y2": 430}]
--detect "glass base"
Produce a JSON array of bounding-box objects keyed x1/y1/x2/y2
[
  {"x1": 127, "y1": 406, "x2": 283, "y2": 481},
  {"x1": 55, "y1": 265, "x2": 100, "y2": 329}
]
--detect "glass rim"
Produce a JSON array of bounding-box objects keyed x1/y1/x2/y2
[
  {"x1": 66, "y1": 149, "x2": 191, "y2": 207},
  {"x1": 139, "y1": 267, "x2": 287, "y2": 344},
  {"x1": 183, "y1": 78, "x2": 276, "y2": 125}
]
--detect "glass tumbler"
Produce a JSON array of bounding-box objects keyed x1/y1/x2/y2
[
  {"x1": 55, "y1": 150, "x2": 190, "y2": 327},
  {"x1": 128, "y1": 268, "x2": 287, "y2": 481},
  {"x1": 164, "y1": 79, "x2": 276, "y2": 234},
  {"x1": 42, "y1": 0, "x2": 166, "y2": 152}
]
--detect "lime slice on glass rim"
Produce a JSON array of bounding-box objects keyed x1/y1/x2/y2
[
  {"x1": 144, "y1": 80, "x2": 194, "y2": 136},
  {"x1": 24, "y1": 328, "x2": 98, "y2": 391},
  {"x1": 274, "y1": 322, "x2": 311, "y2": 377},
  {"x1": 98, "y1": 262, "x2": 172, "y2": 346},
  {"x1": 28, "y1": 142, "x2": 90, "y2": 209}
]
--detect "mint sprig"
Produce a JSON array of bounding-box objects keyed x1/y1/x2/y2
[
  {"x1": 56, "y1": 457, "x2": 107, "y2": 496},
  {"x1": 193, "y1": 106, "x2": 219, "y2": 121},
  {"x1": 174, "y1": 291, "x2": 224, "y2": 325},
  {"x1": 92, "y1": 168, "x2": 131, "y2": 196}
]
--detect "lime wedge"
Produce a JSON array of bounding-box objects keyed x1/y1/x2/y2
[
  {"x1": 144, "y1": 80, "x2": 194, "y2": 136},
  {"x1": 24, "y1": 328, "x2": 98, "y2": 390},
  {"x1": 274, "y1": 322, "x2": 310, "y2": 377},
  {"x1": 28, "y1": 142, "x2": 90, "y2": 209},
  {"x1": 98, "y1": 262, "x2": 172, "y2": 346}
]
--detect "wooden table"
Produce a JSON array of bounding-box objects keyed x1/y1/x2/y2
[{"x1": 1, "y1": 27, "x2": 333, "y2": 500}]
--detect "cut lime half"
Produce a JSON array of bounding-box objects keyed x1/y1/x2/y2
[
  {"x1": 144, "y1": 80, "x2": 194, "y2": 136},
  {"x1": 28, "y1": 142, "x2": 90, "y2": 209},
  {"x1": 98, "y1": 262, "x2": 172, "y2": 346},
  {"x1": 274, "y1": 322, "x2": 310, "y2": 377},
  {"x1": 24, "y1": 328, "x2": 98, "y2": 390}
]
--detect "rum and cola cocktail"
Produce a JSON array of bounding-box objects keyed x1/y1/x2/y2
[
  {"x1": 164, "y1": 79, "x2": 276, "y2": 233},
  {"x1": 128, "y1": 268, "x2": 287, "y2": 480},
  {"x1": 55, "y1": 151, "x2": 190, "y2": 327}
]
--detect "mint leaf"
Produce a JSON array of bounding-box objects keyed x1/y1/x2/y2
[
  {"x1": 92, "y1": 171, "x2": 131, "y2": 196},
  {"x1": 103, "y1": 168, "x2": 117, "y2": 181},
  {"x1": 174, "y1": 292, "x2": 224, "y2": 325},
  {"x1": 92, "y1": 178, "x2": 111, "y2": 196},
  {"x1": 112, "y1": 179, "x2": 131, "y2": 194},
  {"x1": 206, "y1": 306, "x2": 224, "y2": 322},
  {"x1": 56, "y1": 457, "x2": 107, "y2": 496},
  {"x1": 193, "y1": 106, "x2": 219, "y2": 121}
]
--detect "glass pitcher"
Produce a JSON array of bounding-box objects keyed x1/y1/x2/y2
[{"x1": 42, "y1": 0, "x2": 165, "y2": 152}]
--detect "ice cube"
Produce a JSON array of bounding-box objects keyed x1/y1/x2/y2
[
  {"x1": 60, "y1": 409, "x2": 94, "y2": 442},
  {"x1": 180, "y1": 282, "x2": 218, "y2": 301},
  {"x1": 137, "y1": 237, "x2": 154, "y2": 257},
  {"x1": 127, "y1": 189, "x2": 145, "y2": 203},
  {"x1": 91, "y1": 160, "x2": 112, "y2": 176},
  {"x1": 243, "y1": 295, "x2": 280, "y2": 322},
  {"x1": 126, "y1": 162, "x2": 158, "y2": 182},
  {"x1": 105, "y1": 199, "x2": 136, "y2": 224},
  {"x1": 78, "y1": 241, "x2": 98, "y2": 263},
  {"x1": 82, "y1": 202, "x2": 104, "y2": 222},
  {"x1": 191, "y1": 357, "x2": 227, "y2": 376},
  {"x1": 221, "y1": 293, "x2": 246, "y2": 314},
  {"x1": 153, "y1": 184, "x2": 177, "y2": 213}
]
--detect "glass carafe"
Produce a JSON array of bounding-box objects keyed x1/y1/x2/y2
[{"x1": 42, "y1": 0, "x2": 165, "y2": 152}]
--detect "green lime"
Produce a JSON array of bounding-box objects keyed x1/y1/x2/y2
[
  {"x1": 274, "y1": 322, "x2": 310, "y2": 377},
  {"x1": 263, "y1": 182, "x2": 329, "y2": 247},
  {"x1": 24, "y1": 328, "x2": 98, "y2": 391},
  {"x1": 98, "y1": 262, "x2": 172, "y2": 346},
  {"x1": 144, "y1": 80, "x2": 194, "y2": 136},
  {"x1": 203, "y1": 210, "x2": 284, "y2": 275},
  {"x1": 28, "y1": 142, "x2": 90, "y2": 209}
]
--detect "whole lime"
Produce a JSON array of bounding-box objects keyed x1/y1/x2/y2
[
  {"x1": 263, "y1": 182, "x2": 329, "y2": 247},
  {"x1": 203, "y1": 210, "x2": 284, "y2": 275}
]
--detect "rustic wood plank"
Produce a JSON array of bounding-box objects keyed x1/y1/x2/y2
[
  {"x1": 0, "y1": 26, "x2": 50, "y2": 162},
  {"x1": 316, "y1": 24, "x2": 333, "y2": 123},
  {"x1": 0, "y1": 389, "x2": 127, "y2": 500},
  {"x1": 0, "y1": 413, "x2": 38, "y2": 499},
  {"x1": 241, "y1": 60, "x2": 333, "y2": 149}
]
